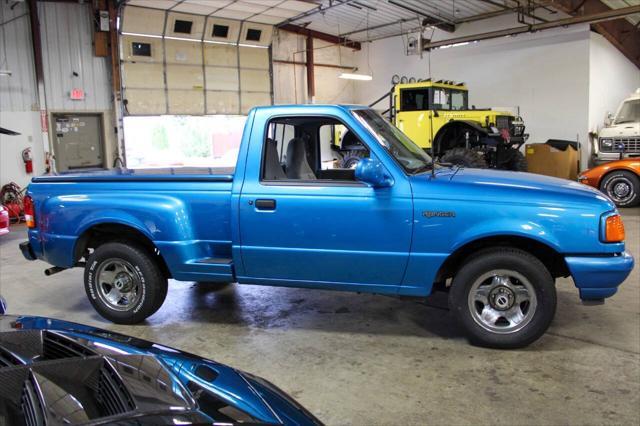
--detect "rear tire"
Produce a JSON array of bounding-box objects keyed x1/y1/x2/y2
[
  {"x1": 441, "y1": 147, "x2": 488, "y2": 168},
  {"x1": 85, "y1": 242, "x2": 168, "y2": 324},
  {"x1": 599, "y1": 170, "x2": 640, "y2": 207},
  {"x1": 449, "y1": 248, "x2": 556, "y2": 349}
]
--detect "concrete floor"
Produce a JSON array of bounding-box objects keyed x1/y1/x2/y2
[{"x1": 1, "y1": 210, "x2": 639, "y2": 425}]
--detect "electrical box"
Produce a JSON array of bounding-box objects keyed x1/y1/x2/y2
[{"x1": 98, "y1": 10, "x2": 109, "y2": 31}]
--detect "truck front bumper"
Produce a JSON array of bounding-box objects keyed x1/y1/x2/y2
[
  {"x1": 565, "y1": 251, "x2": 634, "y2": 301},
  {"x1": 593, "y1": 152, "x2": 640, "y2": 165}
]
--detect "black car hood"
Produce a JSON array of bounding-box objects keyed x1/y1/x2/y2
[{"x1": 0, "y1": 315, "x2": 322, "y2": 426}]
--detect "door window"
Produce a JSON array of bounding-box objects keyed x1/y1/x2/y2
[
  {"x1": 400, "y1": 88, "x2": 429, "y2": 111},
  {"x1": 261, "y1": 117, "x2": 369, "y2": 182}
]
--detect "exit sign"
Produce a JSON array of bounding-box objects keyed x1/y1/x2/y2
[{"x1": 70, "y1": 88, "x2": 85, "y2": 100}]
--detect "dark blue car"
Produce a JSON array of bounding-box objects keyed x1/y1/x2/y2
[{"x1": 0, "y1": 312, "x2": 321, "y2": 425}]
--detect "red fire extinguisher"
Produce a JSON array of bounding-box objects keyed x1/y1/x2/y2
[{"x1": 22, "y1": 148, "x2": 33, "y2": 174}]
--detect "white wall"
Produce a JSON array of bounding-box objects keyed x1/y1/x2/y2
[
  {"x1": 588, "y1": 31, "x2": 640, "y2": 134},
  {"x1": 0, "y1": 1, "x2": 45, "y2": 190},
  {"x1": 0, "y1": 1, "x2": 116, "y2": 186},
  {"x1": 0, "y1": 112, "x2": 45, "y2": 189},
  {"x1": 272, "y1": 29, "x2": 357, "y2": 104},
  {"x1": 353, "y1": 14, "x2": 640, "y2": 171}
]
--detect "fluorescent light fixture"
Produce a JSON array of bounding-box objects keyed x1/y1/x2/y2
[
  {"x1": 339, "y1": 73, "x2": 372, "y2": 81},
  {"x1": 121, "y1": 32, "x2": 162, "y2": 39},
  {"x1": 120, "y1": 32, "x2": 269, "y2": 49}
]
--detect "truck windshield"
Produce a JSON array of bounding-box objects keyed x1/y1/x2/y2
[
  {"x1": 352, "y1": 109, "x2": 433, "y2": 174},
  {"x1": 615, "y1": 99, "x2": 640, "y2": 124}
]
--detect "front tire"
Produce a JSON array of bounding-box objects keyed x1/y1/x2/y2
[
  {"x1": 599, "y1": 170, "x2": 640, "y2": 207},
  {"x1": 441, "y1": 147, "x2": 488, "y2": 168},
  {"x1": 85, "y1": 242, "x2": 168, "y2": 324},
  {"x1": 449, "y1": 248, "x2": 556, "y2": 349}
]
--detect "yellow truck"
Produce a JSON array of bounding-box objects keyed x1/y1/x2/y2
[{"x1": 367, "y1": 79, "x2": 529, "y2": 170}]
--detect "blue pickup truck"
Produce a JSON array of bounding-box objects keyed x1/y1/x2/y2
[{"x1": 20, "y1": 105, "x2": 634, "y2": 348}]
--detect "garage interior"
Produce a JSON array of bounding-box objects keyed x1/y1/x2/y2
[{"x1": 1, "y1": 0, "x2": 639, "y2": 425}]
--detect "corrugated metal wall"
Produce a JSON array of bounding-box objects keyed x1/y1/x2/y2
[
  {"x1": 0, "y1": 1, "x2": 37, "y2": 112},
  {"x1": 38, "y1": 1, "x2": 112, "y2": 111}
]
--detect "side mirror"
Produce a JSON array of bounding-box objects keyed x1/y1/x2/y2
[
  {"x1": 604, "y1": 112, "x2": 614, "y2": 126},
  {"x1": 355, "y1": 157, "x2": 394, "y2": 188}
]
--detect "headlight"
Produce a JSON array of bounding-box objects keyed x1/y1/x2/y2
[{"x1": 600, "y1": 138, "x2": 613, "y2": 149}]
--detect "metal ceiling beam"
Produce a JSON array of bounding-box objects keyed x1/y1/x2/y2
[
  {"x1": 386, "y1": 0, "x2": 456, "y2": 32},
  {"x1": 339, "y1": 18, "x2": 413, "y2": 37},
  {"x1": 551, "y1": 0, "x2": 640, "y2": 69},
  {"x1": 422, "y1": 4, "x2": 640, "y2": 50},
  {"x1": 278, "y1": 0, "x2": 359, "y2": 27},
  {"x1": 279, "y1": 23, "x2": 361, "y2": 50},
  {"x1": 456, "y1": 1, "x2": 556, "y2": 24},
  {"x1": 477, "y1": 0, "x2": 549, "y2": 23}
]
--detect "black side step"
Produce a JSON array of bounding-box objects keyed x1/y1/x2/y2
[{"x1": 197, "y1": 257, "x2": 233, "y2": 265}]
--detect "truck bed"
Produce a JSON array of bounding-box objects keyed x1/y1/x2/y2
[
  {"x1": 32, "y1": 167, "x2": 235, "y2": 183},
  {"x1": 27, "y1": 166, "x2": 235, "y2": 282}
]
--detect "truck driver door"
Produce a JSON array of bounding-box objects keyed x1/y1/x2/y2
[{"x1": 238, "y1": 115, "x2": 413, "y2": 292}]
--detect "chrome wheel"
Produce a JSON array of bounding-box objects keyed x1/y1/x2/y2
[
  {"x1": 467, "y1": 269, "x2": 537, "y2": 334},
  {"x1": 96, "y1": 259, "x2": 142, "y2": 311},
  {"x1": 606, "y1": 177, "x2": 633, "y2": 204}
]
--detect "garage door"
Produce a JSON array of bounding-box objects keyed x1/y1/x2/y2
[{"x1": 120, "y1": 6, "x2": 273, "y2": 116}]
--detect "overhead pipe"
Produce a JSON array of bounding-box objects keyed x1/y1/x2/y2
[{"x1": 422, "y1": 4, "x2": 640, "y2": 50}]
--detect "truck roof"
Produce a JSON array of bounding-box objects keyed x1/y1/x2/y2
[{"x1": 251, "y1": 104, "x2": 369, "y2": 113}]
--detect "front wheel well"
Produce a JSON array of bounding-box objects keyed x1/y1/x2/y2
[
  {"x1": 74, "y1": 223, "x2": 172, "y2": 279},
  {"x1": 434, "y1": 236, "x2": 568, "y2": 290},
  {"x1": 433, "y1": 121, "x2": 488, "y2": 155}
]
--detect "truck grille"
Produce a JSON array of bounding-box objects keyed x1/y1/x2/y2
[
  {"x1": 600, "y1": 137, "x2": 640, "y2": 153},
  {"x1": 496, "y1": 116, "x2": 511, "y2": 130}
]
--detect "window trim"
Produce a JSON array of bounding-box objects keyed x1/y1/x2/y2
[{"x1": 259, "y1": 114, "x2": 373, "y2": 188}]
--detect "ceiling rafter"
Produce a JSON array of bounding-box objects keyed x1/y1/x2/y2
[{"x1": 551, "y1": 0, "x2": 640, "y2": 69}]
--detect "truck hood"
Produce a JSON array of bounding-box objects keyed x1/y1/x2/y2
[
  {"x1": 599, "y1": 122, "x2": 639, "y2": 138},
  {"x1": 415, "y1": 167, "x2": 615, "y2": 210}
]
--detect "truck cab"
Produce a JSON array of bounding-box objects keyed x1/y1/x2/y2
[{"x1": 593, "y1": 90, "x2": 640, "y2": 164}]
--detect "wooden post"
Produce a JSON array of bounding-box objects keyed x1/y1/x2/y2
[{"x1": 305, "y1": 35, "x2": 314, "y2": 102}]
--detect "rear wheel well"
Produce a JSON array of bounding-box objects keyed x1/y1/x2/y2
[
  {"x1": 434, "y1": 236, "x2": 568, "y2": 291},
  {"x1": 75, "y1": 223, "x2": 172, "y2": 279}
]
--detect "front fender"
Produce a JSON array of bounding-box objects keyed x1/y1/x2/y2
[{"x1": 434, "y1": 120, "x2": 489, "y2": 154}]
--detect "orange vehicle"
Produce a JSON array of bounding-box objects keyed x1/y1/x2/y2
[{"x1": 579, "y1": 158, "x2": 640, "y2": 207}]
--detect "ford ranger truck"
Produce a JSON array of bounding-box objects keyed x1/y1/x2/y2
[{"x1": 20, "y1": 105, "x2": 634, "y2": 349}]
